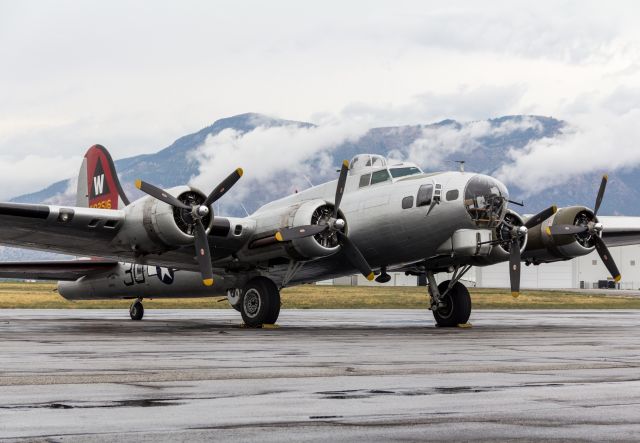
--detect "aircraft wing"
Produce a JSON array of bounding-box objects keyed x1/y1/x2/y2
[
  {"x1": 0, "y1": 260, "x2": 118, "y2": 281},
  {"x1": 599, "y1": 216, "x2": 640, "y2": 247},
  {"x1": 0, "y1": 202, "x2": 126, "y2": 258}
]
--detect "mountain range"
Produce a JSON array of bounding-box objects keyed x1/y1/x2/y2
[{"x1": 4, "y1": 112, "x2": 640, "y2": 261}]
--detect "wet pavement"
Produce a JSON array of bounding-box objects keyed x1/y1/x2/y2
[{"x1": 1, "y1": 309, "x2": 640, "y2": 442}]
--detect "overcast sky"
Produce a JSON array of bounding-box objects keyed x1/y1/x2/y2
[{"x1": 1, "y1": 0, "x2": 640, "y2": 199}]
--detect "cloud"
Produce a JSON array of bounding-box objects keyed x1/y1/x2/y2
[
  {"x1": 495, "y1": 107, "x2": 640, "y2": 194},
  {"x1": 389, "y1": 116, "x2": 544, "y2": 170},
  {"x1": 188, "y1": 121, "x2": 368, "y2": 213},
  {"x1": 0, "y1": 154, "x2": 81, "y2": 201},
  {"x1": 336, "y1": 85, "x2": 526, "y2": 126}
]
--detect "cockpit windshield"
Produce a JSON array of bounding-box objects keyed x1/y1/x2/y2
[
  {"x1": 464, "y1": 175, "x2": 509, "y2": 228},
  {"x1": 389, "y1": 167, "x2": 422, "y2": 178}
]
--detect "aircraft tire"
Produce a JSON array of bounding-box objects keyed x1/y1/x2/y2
[
  {"x1": 129, "y1": 300, "x2": 144, "y2": 321},
  {"x1": 263, "y1": 279, "x2": 281, "y2": 325},
  {"x1": 432, "y1": 281, "x2": 471, "y2": 327},
  {"x1": 240, "y1": 277, "x2": 279, "y2": 327}
]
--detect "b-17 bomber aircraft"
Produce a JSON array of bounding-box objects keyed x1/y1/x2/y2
[{"x1": 1, "y1": 145, "x2": 640, "y2": 327}]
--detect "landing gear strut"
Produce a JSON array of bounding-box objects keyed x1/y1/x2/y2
[
  {"x1": 129, "y1": 298, "x2": 144, "y2": 321},
  {"x1": 239, "y1": 277, "x2": 281, "y2": 327},
  {"x1": 427, "y1": 267, "x2": 472, "y2": 327}
]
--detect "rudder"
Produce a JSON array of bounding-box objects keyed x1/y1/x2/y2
[{"x1": 76, "y1": 144, "x2": 129, "y2": 209}]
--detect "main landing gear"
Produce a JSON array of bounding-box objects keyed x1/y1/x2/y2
[
  {"x1": 426, "y1": 267, "x2": 472, "y2": 327},
  {"x1": 129, "y1": 298, "x2": 144, "y2": 321},
  {"x1": 231, "y1": 277, "x2": 281, "y2": 328}
]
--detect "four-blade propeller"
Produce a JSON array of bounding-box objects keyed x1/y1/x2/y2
[
  {"x1": 135, "y1": 168, "x2": 243, "y2": 286},
  {"x1": 545, "y1": 175, "x2": 620, "y2": 282},
  {"x1": 274, "y1": 160, "x2": 375, "y2": 281}
]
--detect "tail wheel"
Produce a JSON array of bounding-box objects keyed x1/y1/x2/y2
[
  {"x1": 432, "y1": 281, "x2": 471, "y2": 327},
  {"x1": 129, "y1": 300, "x2": 144, "y2": 321},
  {"x1": 240, "y1": 277, "x2": 281, "y2": 327}
]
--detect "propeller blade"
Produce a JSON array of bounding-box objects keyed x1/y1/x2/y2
[
  {"x1": 509, "y1": 237, "x2": 521, "y2": 298},
  {"x1": 546, "y1": 224, "x2": 589, "y2": 236},
  {"x1": 204, "y1": 168, "x2": 244, "y2": 207},
  {"x1": 194, "y1": 219, "x2": 214, "y2": 286},
  {"x1": 524, "y1": 205, "x2": 558, "y2": 229},
  {"x1": 594, "y1": 236, "x2": 621, "y2": 283},
  {"x1": 333, "y1": 160, "x2": 350, "y2": 219},
  {"x1": 135, "y1": 179, "x2": 191, "y2": 210},
  {"x1": 593, "y1": 174, "x2": 608, "y2": 216},
  {"x1": 275, "y1": 224, "x2": 328, "y2": 242},
  {"x1": 337, "y1": 231, "x2": 374, "y2": 280}
]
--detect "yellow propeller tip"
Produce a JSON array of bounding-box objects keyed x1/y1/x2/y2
[
  {"x1": 614, "y1": 274, "x2": 621, "y2": 282},
  {"x1": 551, "y1": 205, "x2": 558, "y2": 214},
  {"x1": 135, "y1": 179, "x2": 142, "y2": 189},
  {"x1": 342, "y1": 160, "x2": 350, "y2": 168},
  {"x1": 603, "y1": 174, "x2": 609, "y2": 180},
  {"x1": 511, "y1": 291, "x2": 519, "y2": 298},
  {"x1": 236, "y1": 167, "x2": 244, "y2": 177},
  {"x1": 545, "y1": 226, "x2": 552, "y2": 236},
  {"x1": 275, "y1": 232, "x2": 284, "y2": 242},
  {"x1": 203, "y1": 278, "x2": 214, "y2": 286},
  {"x1": 366, "y1": 272, "x2": 375, "y2": 281}
]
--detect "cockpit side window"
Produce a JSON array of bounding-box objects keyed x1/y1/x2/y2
[
  {"x1": 359, "y1": 173, "x2": 371, "y2": 188},
  {"x1": 390, "y1": 167, "x2": 422, "y2": 178},
  {"x1": 370, "y1": 169, "x2": 391, "y2": 185},
  {"x1": 416, "y1": 184, "x2": 433, "y2": 207}
]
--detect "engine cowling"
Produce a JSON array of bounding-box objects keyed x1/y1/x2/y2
[
  {"x1": 113, "y1": 186, "x2": 213, "y2": 254},
  {"x1": 523, "y1": 205, "x2": 597, "y2": 264},
  {"x1": 287, "y1": 200, "x2": 346, "y2": 259},
  {"x1": 472, "y1": 209, "x2": 528, "y2": 266}
]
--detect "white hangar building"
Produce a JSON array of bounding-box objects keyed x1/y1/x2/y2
[{"x1": 319, "y1": 244, "x2": 640, "y2": 290}]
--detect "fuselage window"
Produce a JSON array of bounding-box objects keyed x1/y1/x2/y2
[
  {"x1": 416, "y1": 184, "x2": 433, "y2": 207},
  {"x1": 370, "y1": 169, "x2": 391, "y2": 185},
  {"x1": 402, "y1": 196, "x2": 414, "y2": 209},
  {"x1": 359, "y1": 173, "x2": 371, "y2": 188},
  {"x1": 446, "y1": 189, "x2": 459, "y2": 201}
]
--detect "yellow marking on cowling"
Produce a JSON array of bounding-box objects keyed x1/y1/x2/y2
[
  {"x1": 366, "y1": 272, "x2": 375, "y2": 281},
  {"x1": 614, "y1": 274, "x2": 622, "y2": 282},
  {"x1": 275, "y1": 232, "x2": 284, "y2": 242},
  {"x1": 236, "y1": 167, "x2": 244, "y2": 177},
  {"x1": 203, "y1": 278, "x2": 214, "y2": 286},
  {"x1": 342, "y1": 160, "x2": 349, "y2": 168},
  {"x1": 135, "y1": 179, "x2": 142, "y2": 189},
  {"x1": 511, "y1": 291, "x2": 519, "y2": 298}
]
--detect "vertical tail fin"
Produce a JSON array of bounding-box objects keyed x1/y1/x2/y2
[{"x1": 76, "y1": 144, "x2": 130, "y2": 209}]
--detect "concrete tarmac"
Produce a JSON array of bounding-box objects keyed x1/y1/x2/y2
[{"x1": 1, "y1": 309, "x2": 640, "y2": 442}]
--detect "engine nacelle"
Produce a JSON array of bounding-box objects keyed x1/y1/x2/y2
[
  {"x1": 242, "y1": 199, "x2": 344, "y2": 262},
  {"x1": 112, "y1": 186, "x2": 213, "y2": 254},
  {"x1": 288, "y1": 200, "x2": 343, "y2": 259},
  {"x1": 523, "y1": 205, "x2": 597, "y2": 264},
  {"x1": 472, "y1": 209, "x2": 528, "y2": 266}
]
